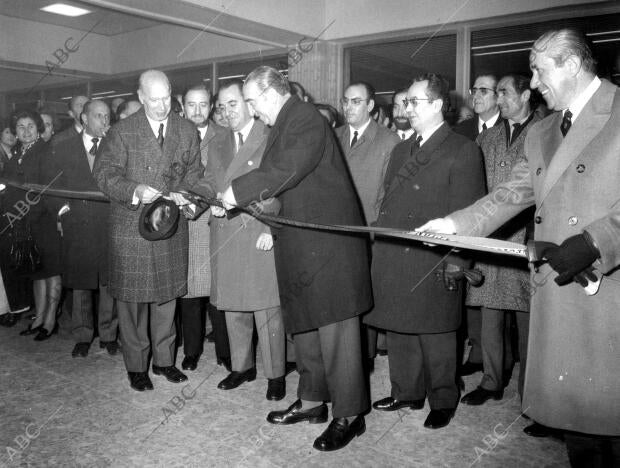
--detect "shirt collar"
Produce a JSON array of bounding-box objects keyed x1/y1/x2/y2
[
  {"x1": 197, "y1": 124, "x2": 208, "y2": 140},
  {"x1": 82, "y1": 131, "x2": 99, "y2": 151},
  {"x1": 419, "y1": 121, "x2": 445, "y2": 146},
  {"x1": 145, "y1": 114, "x2": 168, "y2": 138},
  {"x1": 398, "y1": 128, "x2": 415, "y2": 140},
  {"x1": 564, "y1": 76, "x2": 601, "y2": 122},
  {"x1": 349, "y1": 117, "x2": 372, "y2": 144},
  {"x1": 478, "y1": 111, "x2": 500, "y2": 133}
]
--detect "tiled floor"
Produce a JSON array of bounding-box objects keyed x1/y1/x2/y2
[{"x1": 0, "y1": 321, "x2": 568, "y2": 467}]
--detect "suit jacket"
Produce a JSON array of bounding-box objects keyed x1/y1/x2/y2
[
  {"x1": 43, "y1": 132, "x2": 109, "y2": 289},
  {"x1": 335, "y1": 119, "x2": 400, "y2": 224},
  {"x1": 185, "y1": 123, "x2": 226, "y2": 298},
  {"x1": 453, "y1": 115, "x2": 503, "y2": 142},
  {"x1": 450, "y1": 79, "x2": 620, "y2": 435},
  {"x1": 53, "y1": 125, "x2": 80, "y2": 144},
  {"x1": 227, "y1": 96, "x2": 372, "y2": 333},
  {"x1": 465, "y1": 116, "x2": 541, "y2": 312},
  {"x1": 204, "y1": 119, "x2": 280, "y2": 311},
  {"x1": 93, "y1": 109, "x2": 203, "y2": 303},
  {"x1": 365, "y1": 122, "x2": 486, "y2": 334}
]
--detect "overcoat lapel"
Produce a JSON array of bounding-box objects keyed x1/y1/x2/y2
[
  {"x1": 224, "y1": 121, "x2": 264, "y2": 185},
  {"x1": 539, "y1": 83, "x2": 614, "y2": 205}
]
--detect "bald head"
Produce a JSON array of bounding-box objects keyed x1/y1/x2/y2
[{"x1": 138, "y1": 70, "x2": 172, "y2": 121}]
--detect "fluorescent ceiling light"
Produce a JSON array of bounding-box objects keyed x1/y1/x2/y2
[{"x1": 41, "y1": 3, "x2": 91, "y2": 17}]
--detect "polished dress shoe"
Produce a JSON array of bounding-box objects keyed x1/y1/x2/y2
[
  {"x1": 217, "y1": 368, "x2": 256, "y2": 390},
  {"x1": 523, "y1": 422, "x2": 562, "y2": 438},
  {"x1": 72, "y1": 342, "x2": 90, "y2": 357},
  {"x1": 19, "y1": 324, "x2": 42, "y2": 336},
  {"x1": 423, "y1": 408, "x2": 455, "y2": 429},
  {"x1": 100, "y1": 341, "x2": 119, "y2": 356},
  {"x1": 217, "y1": 357, "x2": 232, "y2": 372},
  {"x1": 313, "y1": 416, "x2": 365, "y2": 452},
  {"x1": 267, "y1": 399, "x2": 328, "y2": 425},
  {"x1": 152, "y1": 365, "x2": 188, "y2": 383},
  {"x1": 0, "y1": 313, "x2": 18, "y2": 327},
  {"x1": 266, "y1": 377, "x2": 285, "y2": 401},
  {"x1": 373, "y1": 396, "x2": 425, "y2": 411},
  {"x1": 461, "y1": 387, "x2": 503, "y2": 405},
  {"x1": 34, "y1": 323, "x2": 58, "y2": 341},
  {"x1": 182, "y1": 355, "x2": 199, "y2": 371},
  {"x1": 459, "y1": 360, "x2": 483, "y2": 376},
  {"x1": 128, "y1": 372, "x2": 154, "y2": 391}
]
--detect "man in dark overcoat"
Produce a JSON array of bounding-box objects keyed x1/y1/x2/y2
[
  {"x1": 214, "y1": 66, "x2": 372, "y2": 452},
  {"x1": 365, "y1": 73, "x2": 486, "y2": 430},
  {"x1": 93, "y1": 70, "x2": 203, "y2": 392},
  {"x1": 45, "y1": 100, "x2": 118, "y2": 358}
]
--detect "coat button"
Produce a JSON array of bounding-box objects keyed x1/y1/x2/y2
[
  {"x1": 413, "y1": 184, "x2": 420, "y2": 190},
  {"x1": 534, "y1": 216, "x2": 542, "y2": 224},
  {"x1": 499, "y1": 161, "x2": 506, "y2": 167},
  {"x1": 568, "y1": 216, "x2": 578, "y2": 226},
  {"x1": 248, "y1": 161, "x2": 253, "y2": 166},
  {"x1": 380, "y1": 210, "x2": 386, "y2": 216},
  {"x1": 576, "y1": 164, "x2": 585, "y2": 173},
  {"x1": 405, "y1": 247, "x2": 410, "y2": 252},
  {"x1": 407, "y1": 214, "x2": 413, "y2": 219},
  {"x1": 536, "y1": 167, "x2": 542, "y2": 176},
  {"x1": 146, "y1": 166, "x2": 152, "y2": 170}
]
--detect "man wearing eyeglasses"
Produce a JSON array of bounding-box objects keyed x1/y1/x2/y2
[
  {"x1": 366, "y1": 73, "x2": 485, "y2": 430},
  {"x1": 454, "y1": 75, "x2": 502, "y2": 142},
  {"x1": 454, "y1": 74, "x2": 503, "y2": 378},
  {"x1": 335, "y1": 82, "x2": 400, "y2": 365}
]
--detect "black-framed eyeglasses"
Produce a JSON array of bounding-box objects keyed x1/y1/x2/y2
[
  {"x1": 469, "y1": 87, "x2": 496, "y2": 96},
  {"x1": 402, "y1": 97, "x2": 433, "y2": 107},
  {"x1": 340, "y1": 98, "x2": 369, "y2": 107}
]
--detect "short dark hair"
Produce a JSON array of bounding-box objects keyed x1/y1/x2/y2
[
  {"x1": 315, "y1": 103, "x2": 340, "y2": 127},
  {"x1": 218, "y1": 79, "x2": 244, "y2": 95},
  {"x1": 346, "y1": 81, "x2": 375, "y2": 101},
  {"x1": 10, "y1": 110, "x2": 45, "y2": 135},
  {"x1": 412, "y1": 73, "x2": 450, "y2": 113},
  {"x1": 392, "y1": 88, "x2": 408, "y2": 103},
  {"x1": 183, "y1": 83, "x2": 212, "y2": 104},
  {"x1": 289, "y1": 81, "x2": 307, "y2": 101},
  {"x1": 245, "y1": 66, "x2": 290, "y2": 96},
  {"x1": 532, "y1": 28, "x2": 596, "y2": 74}
]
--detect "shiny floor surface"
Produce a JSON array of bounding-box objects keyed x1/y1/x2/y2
[{"x1": 0, "y1": 320, "x2": 568, "y2": 467}]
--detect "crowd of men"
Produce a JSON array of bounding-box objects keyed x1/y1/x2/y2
[{"x1": 0, "y1": 27, "x2": 617, "y2": 465}]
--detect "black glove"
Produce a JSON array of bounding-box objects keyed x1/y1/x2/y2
[
  {"x1": 541, "y1": 233, "x2": 600, "y2": 286},
  {"x1": 439, "y1": 263, "x2": 484, "y2": 291}
]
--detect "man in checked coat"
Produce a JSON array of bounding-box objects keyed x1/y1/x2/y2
[{"x1": 94, "y1": 70, "x2": 203, "y2": 392}]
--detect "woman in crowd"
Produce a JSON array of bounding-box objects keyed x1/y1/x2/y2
[
  {"x1": 2, "y1": 110, "x2": 62, "y2": 340},
  {"x1": 0, "y1": 122, "x2": 16, "y2": 171}
]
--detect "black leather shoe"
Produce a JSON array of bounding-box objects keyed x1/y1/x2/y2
[
  {"x1": 72, "y1": 342, "x2": 90, "y2": 357},
  {"x1": 266, "y1": 377, "x2": 285, "y2": 401},
  {"x1": 373, "y1": 396, "x2": 424, "y2": 411},
  {"x1": 267, "y1": 399, "x2": 328, "y2": 425},
  {"x1": 523, "y1": 422, "x2": 562, "y2": 438},
  {"x1": 182, "y1": 355, "x2": 199, "y2": 371},
  {"x1": 34, "y1": 323, "x2": 58, "y2": 341},
  {"x1": 285, "y1": 361, "x2": 297, "y2": 376},
  {"x1": 424, "y1": 409, "x2": 455, "y2": 429},
  {"x1": 217, "y1": 368, "x2": 256, "y2": 390},
  {"x1": 100, "y1": 341, "x2": 119, "y2": 356},
  {"x1": 152, "y1": 365, "x2": 188, "y2": 383},
  {"x1": 217, "y1": 357, "x2": 232, "y2": 372},
  {"x1": 461, "y1": 387, "x2": 503, "y2": 406},
  {"x1": 20, "y1": 324, "x2": 42, "y2": 336},
  {"x1": 205, "y1": 331, "x2": 215, "y2": 342},
  {"x1": 0, "y1": 313, "x2": 18, "y2": 327},
  {"x1": 128, "y1": 372, "x2": 154, "y2": 391},
  {"x1": 459, "y1": 360, "x2": 483, "y2": 376},
  {"x1": 313, "y1": 416, "x2": 365, "y2": 452}
]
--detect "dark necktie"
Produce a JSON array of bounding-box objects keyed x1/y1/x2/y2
[
  {"x1": 197, "y1": 129, "x2": 202, "y2": 142},
  {"x1": 89, "y1": 137, "x2": 99, "y2": 156},
  {"x1": 510, "y1": 123, "x2": 520, "y2": 145},
  {"x1": 560, "y1": 110, "x2": 572, "y2": 137},
  {"x1": 481, "y1": 122, "x2": 487, "y2": 133},
  {"x1": 237, "y1": 132, "x2": 244, "y2": 152},
  {"x1": 157, "y1": 123, "x2": 164, "y2": 147},
  {"x1": 350, "y1": 130, "x2": 358, "y2": 148},
  {"x1": 400, "y1": 132, "x2": 406, "y2": 140},
  {"x1": 413, "y1": 134, "x2": 423, "y2": 148}
]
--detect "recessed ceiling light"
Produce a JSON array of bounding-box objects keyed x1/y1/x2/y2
[{"x1": 41, "y1": 3, "x2": 91, "y2": 17}]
